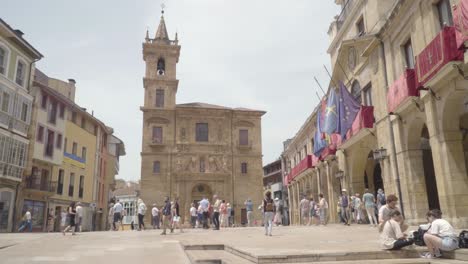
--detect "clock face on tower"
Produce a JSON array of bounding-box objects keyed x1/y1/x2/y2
[{"x1": 348, "y1": 47, "x2": 356, "y2": 71}]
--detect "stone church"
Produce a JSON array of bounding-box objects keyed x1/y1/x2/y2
[{"x1": 140, "y1": 11, "x2": 266, "y2": 224}]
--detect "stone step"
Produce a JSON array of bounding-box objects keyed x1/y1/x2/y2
[
  {"x1": 281, "y1": 259, "x2": 467, "y2": 264},
  {"x1": 185, "y1": 249, "x2": 255, "y2": 264}
]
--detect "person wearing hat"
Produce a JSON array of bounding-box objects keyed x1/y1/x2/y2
[
  {"x1": 151, "y1": 203, "x2": 160, "y2": 229},
  {"x1": 340, "y1": 189, "x2": 351, "y2": 226}
]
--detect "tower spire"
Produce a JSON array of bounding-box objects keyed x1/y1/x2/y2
[{"x1": 155, "y1": 4, "x2": 169, "y2": 41}]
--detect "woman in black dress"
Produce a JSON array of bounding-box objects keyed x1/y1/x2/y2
[{"x1": 62, "y1": 202, "x2": 76, "y2": 235}]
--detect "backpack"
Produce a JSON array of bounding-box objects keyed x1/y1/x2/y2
[
  {"x1": 413, "y1": 226, "x2": 430, "y2": 246},
  {"x1": 459, "y1": 230, "x2": 468, "y2": 248},
  {"x1": 378, "y1": 193, "x2": 386, "y2": 205},
  {"x1": 265, "y1": 199, "x2": 274, "y2": 212}
]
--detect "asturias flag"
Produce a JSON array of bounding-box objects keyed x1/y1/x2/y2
[
  {"x1": 313, "y1": 99, "x2": 328, "y2": 157},
  {"x1": 321, "y1": 88, "x2": 339, "y2": 135},
  {"x1": 338, "y1": 81, "x2": 361, "y2": 139}
]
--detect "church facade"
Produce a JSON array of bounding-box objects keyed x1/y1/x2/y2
[{"x1": 140, "y1": 12, "x2": 266, "y2": 225}]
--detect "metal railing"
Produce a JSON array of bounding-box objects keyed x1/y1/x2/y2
[{"x1": 25, "y1": 176, "x2": 57, "y2": 192}]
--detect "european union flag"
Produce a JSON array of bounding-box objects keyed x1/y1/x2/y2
[
  {"x1": 338, "y1": 81, "x2": 361, "y2": 139},
  {"x1": 321, "y1": 88, "x2": 339, "y2": 135}
]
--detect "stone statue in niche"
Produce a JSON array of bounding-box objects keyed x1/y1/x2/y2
[
  {"x1": 185, "y1": 156, "x2": 197, "y2": 172},
  {"x1": 208, "y1": 156, "x2": 220, "y2": 172},
  {"x1": 175, "y1": 154, "x2": 183, "y2": 172}
]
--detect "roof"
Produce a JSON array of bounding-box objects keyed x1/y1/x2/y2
[
  {"x1": 155, "y1": 15, "x2": 169, "y2": 41},
  {"x1": 177, "y1": 102, "x2": 266, "y2": 114},
  {"x1": 0, "y1": 18, "x2": 43, "y2": 59}
]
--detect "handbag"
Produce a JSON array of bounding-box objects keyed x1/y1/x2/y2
[{"x1": 459, "y1": 230, "x2": 468, "y2": 248}]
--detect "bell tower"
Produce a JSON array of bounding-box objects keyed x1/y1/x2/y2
[{"x1": 142, "y1": 9, "x2": 180, "y2": 109}]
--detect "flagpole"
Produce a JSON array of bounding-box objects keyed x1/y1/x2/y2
[
  {"x1": 323, "y1": 65, "x2": 338, "y2": 88},
  {"x1": 315, "y1": 92, "x2": 321, "y2": 102},
  {"x1": 337, "y1": 60, "x2": 352, "y2": 85},
  {"x1": 314, "y1": 76, "x2": 326, "y2": 96}
]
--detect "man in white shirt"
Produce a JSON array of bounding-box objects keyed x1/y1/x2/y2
[
  {"x1": 299, "y1": 196, "x2": 310, "y2": 225},
  {"x1": 212, "y1": 195, "x2": 221, "y2": 230},
  {"x1": 113, "y1": 200, "x2": 123, "y2": 231},
  {"x1": 75, "y1": 202, "x2": 83, "y2": 232},
  {"x1": 18, "y1": 210, "x2": 32, "y2": 232},
  {"x1": 199, "y1": 197, "x2": 210, "y2": 229},
  {"x1": 137, "y1": 199, "x2": 147, "y2": 231},
  {"x1": 151, "y1": 204, "x2": 160, "y2": 229},
  {"x1": 190, "y1": 203, "x2": 197, "y2": 228}
]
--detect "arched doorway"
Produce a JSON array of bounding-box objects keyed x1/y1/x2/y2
[
  {"x1": 191, "y1": 184, "x2": 212, "y2": 205},
  {"x1": 373, "y1": 163, "x2": 383, "y2": 194},
  {"x1": 421, "y1": 126, "x2": 440, "y2": 210}
]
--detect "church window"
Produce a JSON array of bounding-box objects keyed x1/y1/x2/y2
[
  {"x1": 156, "y1": 89, "x2": 165, "y2": 107},
  {"x1": 196, "y1": 123, "x2": 208, "y2": 142}
]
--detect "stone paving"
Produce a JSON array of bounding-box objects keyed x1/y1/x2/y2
[{"x1": 0, "y1": 224, "x2": 466, "y2": 263}]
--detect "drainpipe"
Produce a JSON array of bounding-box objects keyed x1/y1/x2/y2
[{"x1": 380, "y1": 39, "x2": 405, "y2": 217}]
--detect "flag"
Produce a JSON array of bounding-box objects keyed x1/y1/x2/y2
[
  {"x1": 321, "y1": 88, "x2": 339, "y2": 135},
  {"x1": 313, "y1": 99, "x2": 328, "y2": 157},
  {"x1": 338, "y1": 81, "x2": 361, "y2": 139}
]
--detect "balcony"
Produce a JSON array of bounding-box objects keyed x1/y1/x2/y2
[
  {"x1": 149, "y1": 138, "x2": 164, "y2": 148},
  {"x1": 387, "y1": 69, "x2": 418, "y2": 113},
  {"x1": 320, "y1": 134, "x2": 341, "y2": 159},
  {"x1": 415, "y1": 26, "x2": 464, "y2": 87},
  {"x1": 13, "y1": 119, "x2": 29, "y2": 135},
  {"x1": 25, "y1": 176, "x2": 57, "y2": 193},
  {"x1": 346, "y1": 106, "x2": 374, "y2": 138},
  {"x1": 0, "y1": 111, "x2": 9, "y2": 128},
  {"x1": 237, "y1": 141, "x2": 253, "y2": 150},
  {"x1": 285, "y1": 155, "x2": 317, "y2": 184}
]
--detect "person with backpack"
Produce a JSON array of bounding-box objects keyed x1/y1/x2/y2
[
  {"x1": 377, "y1": 189, "x2": 386, "y2": 210},
  {"x1": 421, "y1": 209, "x2": 459, "y2": 259},
  {"x1": 160, "y1": 196, "x2": 172, "y2": 235},
  {"x1": 263, "y1": 191, "x2": 275, "y2": 236}
]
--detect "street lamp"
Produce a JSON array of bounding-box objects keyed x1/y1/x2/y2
[{"x1": 373, "y1": 147, "x2": 388, "y2": 161}]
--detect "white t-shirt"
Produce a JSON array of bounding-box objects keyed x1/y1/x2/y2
[
  {"x1": 113, "y1": 202, "x2": 123, "y2": 213},
  {"x1": 138, "y1": 203, "x2": 147, "y2": 215},
  {"x1": 319, "y1": 198, "x2": 329, "y2": 209},
  {"x1": 76, "y1": 206, "x2": 83, "y2": 217},
  {"x1": 151, "y1": 207, "x2": 159, "y2": 217},
  {"x1": 428, "y1": 219, "x2": 457, "y2": 238},
  {"x1": 60, "y1": 212, "x2": 67, "y2": 226},
  {"x1": 300, "y1": 199, "x2": 309, "y2": 212},
  {"x1": 25, "y1": 211, "x2": 31, "y2": 221},
  {"x1": 190, "y1": 207, "x2": 197, "y2": 217},
  {"x1": 380, "y1": 219, "x2": 404, "y2": 249}
]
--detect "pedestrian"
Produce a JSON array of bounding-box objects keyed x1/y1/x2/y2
[
  {"x1": 363, "y1": 189, "x2": 378, "y2": 227},
  {"x1": 274, "y1": 198, "x2": 283, "y2": 226},
  {"x1": 337, "y1": 201, "x2": 344, "y2": 223},
  {"x1": 377, "y1": 188, "x2": 386, "y2": 210},
  {"x1": 62, "y1": 202, "x2": 76, "y2": 235},
  {"x1": 219, "y1": 200, "x2": 228, "y2": 228},
  {"x1": 137, "y1": 199, "x2": 147, "y2": 231},
  {"x1": 18, "y1": 209, "x2": 33, "y2": 232},
  {"x1": 60, "y1": 209, "x2": 67, "y2": 232},
  {"x1": 121, "y1": 208, "x2": 127, "y2": 231},
  {"x1": 421, "y1": 209, "x2": 459, "y2": 259},
  {"x1": 161, "y1": 196, "x2": 172, "y2": 235},
  {"x1": 108, "y1": 203, "x2": 114, "y2": 231},
  {"x1": 380, "y1": 210, "x2": 413, "y2": 250},
  {"x1": 200, "y1": 197, "x2": 210, "y2": 229},
  {"x1": 152, "y1": 203, "x2": 160, "y2": 229},
  {"x1": 308, "y1": 197, "x2": 316, "y2": 226},
  {"x1": 378, "y1": 194, "x2": 408, "y2": 232},
  {"x1": 75, "y1": 202, "x2": 83, "y2": 232},
  {"x1": 171, "y1": 198, "x2": 183, "y2": 233},
  {"x1": 353, "y1": 193, "x2": 363, "y2": 224},
  {"x1": 212, "y1": 195, "x2": 221, "y2": 230},
  {"x1": 340, "y1": 189, "x2": 351, "y2": 226},
  {"x1": 227, "y1": 203, "x2": 232, "y2": 227},
  {"x1": 244, "y1": 198, "x2": 254, "y2": 227},
  {"x1": 263, "y1": 191, "x2": 275, "y2": 236},
  {"x1": 299, "y1": 195, "x2": 310, "y2": 225},
  {"x1": 197, "y1": 203, "x2": 203, "y2": 228},
  {"x1": 112, "y1": 200, "x2": 123, "y2": 231},
  {"x1": 190, "y1": 203, "x2": 197, "y2": 228},
  {"x1": 318, "y1": 193, "x2": 328, "y2": 225}
]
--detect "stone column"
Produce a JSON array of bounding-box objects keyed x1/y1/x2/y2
[
  {"x1": 295, "y1": 181, "x2": 300, "y2": 225},
  {"x1": 325, "y1": 162, "x2": 337, "y2": 224}
]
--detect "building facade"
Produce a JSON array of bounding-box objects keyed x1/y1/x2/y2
[
  {"x1": 284, "y1": 0, "x2": 468, "y2": 228},
  {"x1": 140, "y1": 11, "x2": 266, "y2": 225},
  {"x1": 263, "y1": 159, "x2": 288, "y2": 225},
  {"x1": 0, "y1": 19, "x2": 42, "y2": 232}
]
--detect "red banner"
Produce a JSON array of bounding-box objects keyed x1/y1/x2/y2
[
  {"x1": 415, "y1": 26, "x2": 463, "y2": 87},
  {"x1": 453, "y1": 0, "x2": 468, "y2": 48},
  {"x1": 345, "y1": 106, "x2": 374, "y2": 138},
  {"x1": 387, "y1": 69, "x2": 417, "y2": 113}
]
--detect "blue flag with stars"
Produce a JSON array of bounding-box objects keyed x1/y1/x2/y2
[
  {"x1": 321, "y1": 88, "x2": 339, "y2": 135},
  {"x1": 338, "y1": 81, "x2": 361, "y2": 139}
]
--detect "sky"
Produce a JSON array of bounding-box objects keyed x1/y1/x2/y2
[{"x1": 2, "y1": 0, "x2": 341, "y2": 181}]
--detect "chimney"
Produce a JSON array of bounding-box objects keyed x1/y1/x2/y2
[
  {"x1": 14, "y1": 29, "x2": 24, "y2": 37},
  {"x1": 68, "y1": 79, "x2": 76, "y2": 84}
]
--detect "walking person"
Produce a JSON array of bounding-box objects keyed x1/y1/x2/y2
[
  {"x1": 112, "y1": 200, "x2": 123, "y2": 231},
  {"x1": 137, "y1": 199, "x2": 147, "y2": 231},
  {"x1": 161, "y1": 197, "x2": 172, "y2": 235},
  {"x1": 227, "y1": 203, "x2": 232, "y2": 227},
  {"x1": 307, "y1": 197, "x2": 316, "y2": 226},
  {"x1": 421, "y1": 209, "x2": 459, "y2": 259},
  {"x1": 363, "y1": 189, "x2": 378, "y2": 227},
  {"x1": 212, "y1": 195, "x2": 221, "y2": 230},
  {"x1": 152, "y1": 204, "x2": 160, "y2": 229},
  {"x1": 340, "y1": 189, "x2": 351, "y2": 226},
  {"x1": 377, "y1": 188, "x2": 386, "y2": 210},
  {"x1": 200, "y1": 197, "x2": 210, "y2": 229},
  {"x1": 75, "y1": 202, "x2": 83, "y2": 232},
  {"x1": 197, "y1": 203, "x2": 203, "y2": 228},
  {"x1": 18, "y1": 209, "x2": 33, "y2": 232},
  {"x1": 244, "y1": 198, "x2": 254, "y2": 227},
  {"x1": 62, "y1": 202, "x2": 76, "y2": 235},
  {"x1": 107, "y1": 203, "x2": 114, "y2": 231},
  {"x1": 263, "y1": 191, "x2": 275, "y2": 236},
  {"x1": 219, "y1": 200, "x2": 228, "y2": 228},
  {"x1": 171, "y1": 198, "x2": 183, "y2": 233},
  {"x1": 190, "y1": 203, "x2": 197, "y2": 228},
  {"x1": 353, "y1": 193, "x2": 363, "y2": 224},
  {"x1": 60, "y1": 209, "x2": 67, "y2": 232},
  {"x1": 380, "y1": 211, "x2": 413, "y2": 250},
  {"x1": 318, "y1": 194, "x2": 328, "y2": 225},
  {"x1": 274, "y1": 198, "x2": 283, "y2": 226},
  {"x1": 299, "y1": 195, "x2": 310, "y2": 225}
]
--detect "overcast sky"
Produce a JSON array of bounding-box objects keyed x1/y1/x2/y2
[{"x1": 2, "y1": 0, "x2": 341, "y2": 181}]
